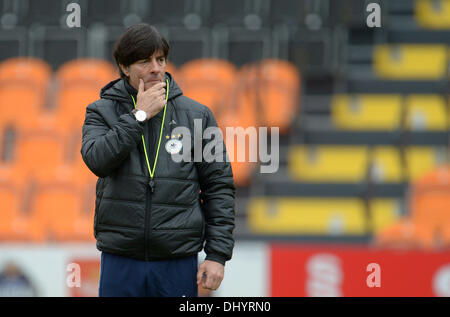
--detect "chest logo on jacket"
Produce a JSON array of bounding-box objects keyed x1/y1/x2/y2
[{"x1": 165, "y1": 134, "x2": 183, "y2": 155}]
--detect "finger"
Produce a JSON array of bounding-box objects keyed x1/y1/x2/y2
[
  {"x1": 138, "y1": 78, "x2": 144, "y2": 93},
  {"x1": 204, "y1": 273, "x2": 216, "y2": 290},
  {"x1": 197, "y1": 267, "x2": 206, "y2": 285},
  {"x1": 157, "y1": 88, "x2": 166, "y2": 96},
  {"x1": 149, "y1": 82, "x2": 166, "y2": 91}
]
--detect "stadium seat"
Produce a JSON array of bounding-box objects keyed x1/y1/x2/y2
[
  {"x1": 31, "y1": 184, "x2": 94, "y2": 241},
  {"x1": 22, "y1": 0, "x2": 70, "y2": 26},
  {"x1": 369, "y1": 198, "x2": 402, "y2": 234},
  {"x1": 404, "y1": 94, "x2": 448, "y2": 131},
  {"x1": 375, "y1": 165, "x2": 450, "y2": 249},
  {"x1": 269, "y1": 0, "x2": 308, "y2": 27},
  {"x1": 245, "y1": 59, "x2": 301, "y2": 134},
  {"x1": 228, "y1": 138, "x2": 258, "y2": 187},
  {"x1": 207, "y1": 0, "x2": 269, "y2": 28},
  {"x1": 0, "y1": 159, "x2": 28, "y2": 189},
  {"x1": 370, "y1": 147, "x2": 404, "y2": 183},
  {"x1": 215, "y1": 63, "x2": 261, "y2": 187},
  {"x1": 415, "y1": 0, "x2": 450, "y2": 29},
  {"x1": 410, "y1": 165, "x2": 450, "y2": 235},
  {"x1": 405, "y1": 146, "x2": 446, "y2": 181},
  {"x1": 165, "y1": 61, "x2": 177, "y2": 79},
  {"x1": 28, "y1": 26, "x2": 87, "y2": 70},
  {"x1": 288, "y1": 145, "x2": 369, "y2": 182},
  {"x1": 331, "y1": 94, "x2": 402, "y2": 131},
  {"x1": 0, "y1": 183, "x2": 46, "y2": 242},
  {"x1": 54, "y1": 84, "x2": 104, "y2": 130},
  {"x1": 145, "y1": 0, "x2": 207, "y2": 27},
  {"x1": 0, "y1": 82, "x2": 48, "y2": 130},
  {"x1": 0, "y1": 28, "x2": 27, "y2": 62},
  {"x1": 178, "y1": 58, "x2": 237, "y2": 119},
  {"x1": 0, "y1": 58, "x2": 53, "y2": 131},
  {"x1": 0, "y1": 57, "x2": 52, "y2": 90},
  {"x1": 373, "y1": 44, "x2": 448, "y2": 80},
  {"x1": 13, "y1": 130, "x2": 67, "y2": 179},
  {"x1": 56, "y1": 58, "x2": 117, "y2": 86},
  {"x1": 54, "y1": 59, "x2": 116, "y2": 130},
  {"x1": 248, "y1": 197, "x2": 367, "y2": 235},
  {"x1": 85, "y1": 0, "x2": 129, "y2": 26},
  {"x1": 165, "y1": 27, "x2": 212, "y2": 67},
  {"x1": 375, "y1": 219, "x2": 435, "y2": 249},
  {"x1": 212, "y1": 27, "x2": 271, "y2": 67}
]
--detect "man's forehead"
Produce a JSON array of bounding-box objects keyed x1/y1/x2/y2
[{"x1": 149, "y1": 49, "x2": 164, "y2": 58}]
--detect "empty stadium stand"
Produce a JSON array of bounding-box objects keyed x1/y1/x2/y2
[{"x1": 0, "y1": 0, "x2": 448, "y2": 248}]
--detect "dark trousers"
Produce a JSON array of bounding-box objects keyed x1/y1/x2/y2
[{"x1": 98, "y1": 252, "x2": 198, "y2": 297}]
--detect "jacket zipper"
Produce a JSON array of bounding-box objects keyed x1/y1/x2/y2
[
  {"x1": 143, "y1": 122, "x2": 152, "y2": 261},
  {"x1": 145, "y1": 178, "x2": 153, "y2": 261},
  {"x1": 143, "y1": 104, "x2": 170, "y2": 261}
]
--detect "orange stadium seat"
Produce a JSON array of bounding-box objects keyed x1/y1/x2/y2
[
  {"x1": 0, "y1": 58, "x2": 52, "y2": 130},
  {"x1": 165, "y1": 60, "x2": 177, "y2": 79},
  {"x1": 54, "y1": 84, "x2": 102, "y2": 130},
  {"x1": 0, "y1": 81, "x2": 48, "y2": 130},
  {"x1": 228, "y1": 138, "x2": 257, "y2": 187},
  {"x1": 54, "y1": 59, "x2": 117, "y2": 129},
  {"x1": 56, "y1": 58, "x2": 117, "y2": 86},
  {"x1": 31, "y1": 184, "x2": 94, "y2": 241},
  {"x1": 376, "y1": 165, "x2": 450, "y2": 249},
  {"x1": 0, "y1": 183, "x2": 46, "y2": 242},
  {"x1": 0, "y1": 57, "x2": 52, "y2": 93},
  {"x1": 246, "y1": 59, "x2": 301, "y2": 134},
  {"x1": 13, "y1": 130, "x2": 67, "y2": 180},
  {"x1": 178, "y1": 59, "x2": 237, "y2": 119}
]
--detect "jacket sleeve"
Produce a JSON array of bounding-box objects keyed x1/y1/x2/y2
[
  {"x1": 196, "y1": 107, "x2": 236, "y2": 266},
  {"x1": 81, "y1": 102, "x2": 144, "y2": 178}
]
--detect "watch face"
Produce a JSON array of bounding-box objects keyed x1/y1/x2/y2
[{"x1": 136, "y1": 110, "x2": 146, "y2": 122}]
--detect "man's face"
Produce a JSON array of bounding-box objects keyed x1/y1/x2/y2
[{"x1": 120, "y1": 49, "x2": 167, "y2": 91}]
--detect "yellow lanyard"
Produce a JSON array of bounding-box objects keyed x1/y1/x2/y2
[{"x1": 130, "y1": 79, "x2": 169, "y2": 191}]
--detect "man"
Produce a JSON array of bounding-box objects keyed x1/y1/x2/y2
[{"x1": 81, "y1": 23, "x2": 235, "y2": 297}]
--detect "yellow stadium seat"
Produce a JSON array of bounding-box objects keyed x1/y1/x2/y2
[
  {"x1": 370, "y1": 146, "x2": 404, "y2": 182},
  {"x1": 331, "y1": 94, "x2": 402, "y2": 131},
  {"x1": 415, "y1": 0, "x2": 450, "y2": 29},
  {"x1": 369, "y1": 199, "x2": 402, "y2": 234},
  {"x1": 373, "y1": 44, "x2": 448, "y2": 80},
  {"x1": 405, "y1": 146, "x2": 447, "y2": 181},
  {"x1": 288, "y1": 145, "x2": 369, "y2": 182},
  {"x1": 404, "y1": 94, "x2": 448, "y2": 131},
  {"x1": 248, "y1": 197, "x2": 367, "y2": 235}
]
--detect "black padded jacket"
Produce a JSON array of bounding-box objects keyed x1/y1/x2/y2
[{"x1": 81, "y1": 72, "x2": 235, "y2": 265}]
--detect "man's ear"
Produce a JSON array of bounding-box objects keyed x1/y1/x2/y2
[{"x1": 119, "y1": 64, "x2": 130, "y2": 77}]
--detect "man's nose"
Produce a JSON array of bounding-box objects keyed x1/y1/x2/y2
[{"x1": 148, "y1": 58, "x2": 162, "y2": 73}]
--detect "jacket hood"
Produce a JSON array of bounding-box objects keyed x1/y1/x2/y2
[{"x1": 99, "y1": 72, "x2": 183, "y2": 103}]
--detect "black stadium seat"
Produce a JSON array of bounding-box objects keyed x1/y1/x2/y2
[
  {"x1": 165, "y1": 27, "x2": 211, "y2": 67},
  {"x1": 0, "y1": 27, "x2": 26, "y2": 61},
  {"x1": 212, "y1": 27, "x2": 271, "y2": 67},
  {"x1": 28, "y1": 26, "x2": 86, "y2": 70}
]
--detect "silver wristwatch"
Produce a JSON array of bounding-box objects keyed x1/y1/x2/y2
[{"x1": 132, "y1": 109, "x2": 147, "y2": 123}]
